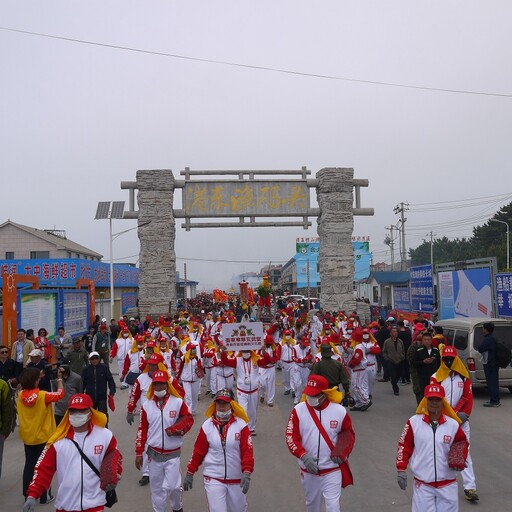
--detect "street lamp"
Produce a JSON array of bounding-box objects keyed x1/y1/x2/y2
[
  {"x1": 95, "y1": 201, "x2": 125, "y2": 319},
  {"x1": 490, "y1": 219, "x2": 510, "y2": 270}
]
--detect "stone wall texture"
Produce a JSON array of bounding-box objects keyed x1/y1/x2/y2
[
  {"x1": 137, "y1": 170, "x2": 176, "y2": 317},
  {"x1": 316, "y1": 168, "x2": 357, "y2": 313}
]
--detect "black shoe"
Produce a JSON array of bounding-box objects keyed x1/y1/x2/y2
[
  {"x1": 349, "y1": 405, "x2": 362, "y2": 411},
  {"x1": 284, "y1": 390, "x2": 290, "y2": 395},
  {"x1": 377, "y1": 378, "x2": 390, "y2": 382},
  {"x1": 394, "y1": 391, "x2": 400, "y2": 396},
  {"x1": 139, "y1": 475, "x2": 150, "y2": 486},
  {"x1": 360, "y1": 400, "x2": 373, "y2": 411},
  {"x1": 483, "y1": 401, "x2": 501, "y2": 407}
]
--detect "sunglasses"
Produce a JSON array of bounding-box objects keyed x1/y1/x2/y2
[{"x1": 0, "y1": 351, "x2": 8, "y2": 354}]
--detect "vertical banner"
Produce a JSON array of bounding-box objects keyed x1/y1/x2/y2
[
  {"x1": 295, "y1": 240, "x2": 320, "y2": 288},
  {"x1": 410, "y1": 265, "x2": 435, "y2": 313},
  {"x1": 394, "y1": 285, "x2": 411, "y2": 311},
  {"x1": 496, "y1": 273, "x2": 512, "y2": 317},
  {"x1": 353, "y1": 241, "x2": 372, "y2": 281}
]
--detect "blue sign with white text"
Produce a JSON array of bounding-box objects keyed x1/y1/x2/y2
[
  {"x1": 496, "y1": 273, "x2": 512, "y2": 318},
  {"x1": 410, "y1": 265, "x2": 435, "y2": 313}
]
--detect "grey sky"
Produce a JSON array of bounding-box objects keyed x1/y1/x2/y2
[{"x1": 1, "y1": 1, "x2": 511, "y2": 289}]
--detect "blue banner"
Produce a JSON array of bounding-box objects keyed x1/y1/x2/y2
[
  {"x1": 122, "y1": 292, "x2": 138, "y2": 314},
  {"x1": 295, "y1": 242, "x2": 320, "y2": 288},
  {"x1": 410, "y1": 265, "x2": 435, "y2": 313},
  {"x1": 394, "y1": 286, "x2": 411, "y2": 311},
  {"x1": 496, "y1": 273, "x2": 512, "y2": 318},
  {"x1": 0, "y1": 258, "x2": 138, "y2": 288}
]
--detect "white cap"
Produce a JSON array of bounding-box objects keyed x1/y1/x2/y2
[
  {"x1": 28, "y1": 349, "x2": 43, "y2": 357},
  {"x1": 88, "y1": 351, "x2": 100, "y2": 359},
  {"x1": 101, "y1": 318, "x2": 107, "y2": 323},
  {"x1": 129, "y1": 317, "x2": 136, "y2": 321}
]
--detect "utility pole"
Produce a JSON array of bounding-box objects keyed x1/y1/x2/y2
[
  {"x1": 426, "y1": 231, "x2": 436, "y2": 268},
  {"x1": 384, "y1": 225, "x2": 396, "y2": 270},
  {"x1": 394, "y1": 202, "x2": 409, "y2": 270}
]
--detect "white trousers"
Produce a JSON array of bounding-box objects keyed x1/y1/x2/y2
[
  {"x1": 366, "y1": 364, "x2": 377, "y2": 396},
  {"x1": 183, "y1": 380, "x2": 201, "y2": 414},
  {"x1": 148, "y1": 456, "x2": 182, "y2": 512},
  {"x1": 412, "y1": 479, "x2": 458, "y2": 512},
  {"x1": 300, "y1": 469, "x2": 341, "y2": 512},
  {"x1": 291, "y1": 365, "x2": 309, "y2": 404},
  {"x1": 204, "y1": 477, "x2": 247, "y2": 512},
  {"x1": 258, "y1": 367, "x2": 276, "y2": 405},
  {"x1": 350, "y1": 369, "x2": 370, "y2": 407},
  {"x1": 216, "y1": 370, "x2": 234, "y2": 392},
  {"x1": 205, "y1": 367, "x2": 217, "y2": 394},
  {"x1": 281, "y1": 361, "x2": 293, "y2": 392},
  {"x1": 237, "y1": 389, "x2": 258, "y2": 431},
  {"x1": 460, "y1": 421, "x2": 476, "y2": 490},
  {"x1": 116, "y1": 358, "x2": 124, "y2": 380}
]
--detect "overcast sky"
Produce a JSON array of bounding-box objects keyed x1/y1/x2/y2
[{"x1": 1, "y1": 1, "x2": 511, "y2": 290}]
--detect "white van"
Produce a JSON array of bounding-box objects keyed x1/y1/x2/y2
[{"x1": 435, "y1": 317, "x2": 512, "y2": 393}]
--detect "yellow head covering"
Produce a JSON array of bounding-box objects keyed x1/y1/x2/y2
[
  {"x1": 237, "y1": 350, "x2": 260, "y2": 366},
  {"x1": 301, "y1": 386, "x2": 343, "y2": 405},
  {"x1": 130, "y1": 336, "x2": 142, "y2": 354},
  {"x1": 146, "y1": 379, "x2": 183, "y2": 400},
  {"x1": 415, "y1": 397, "x2": 462, "y2": 424},
  {"x1": 205, "y1": 399, "x2": 249, "y2": 423},
  {"x1": 435, "y1": 348, "x2": 469, "y2": 382},
  {"x1": 47, "y1": 407, "x2": 107, "y2": 446}
]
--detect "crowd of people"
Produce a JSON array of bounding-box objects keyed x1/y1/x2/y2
[{"x1": 0, "y1": 307, "x2": 501, "y2": 511}]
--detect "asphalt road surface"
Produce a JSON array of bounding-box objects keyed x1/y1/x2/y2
[{"x1": 2, "y1": 367, "x2": 511, "y2": 511}]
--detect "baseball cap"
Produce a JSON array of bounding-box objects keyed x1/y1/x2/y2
[
  {"x1": 424, "y1": 384, "x2": 445, "y2": 399},
  {"x1": 147, "y1": 353, "x2": 164, "y2": 365},
  {"x1": 214, "y1": 388, "x2": 234, "y2": 403},
  {"x1": 152, "y1": 370, "x2": 168, "y2": 383},
  {"x1": 68, "y1": 393, "x2": 93, "y2": 410},
  {"x1": 303, "y1": 375, "x2": 329, "y2": 396},
  {"x1": 442, "y1": 346, "x2": 457, "y2": 358},
  {"x1": 88, "y1": 351, "x2": 100, "y2": 359},
  {"x1": 28, "y1": 349, "x2": 43, "y2": 357}
]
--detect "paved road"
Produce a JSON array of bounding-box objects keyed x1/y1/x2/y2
[{"x1": 2, "y1": 368, "x2": 511, "y2": 511}]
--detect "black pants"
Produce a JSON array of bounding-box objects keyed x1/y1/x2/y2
[
  {"x1": 387, "y1": 361, "x2": 403, "y2": 394},
  {"x1": 484, "y1": 363, "x2": 500, "y2": 404},
  {"x1": 93, "y1": 399, "x2": 109, "y2": 426},
  {"x1": 23, "y1": 443, "x2": 49, "y2": 501}
]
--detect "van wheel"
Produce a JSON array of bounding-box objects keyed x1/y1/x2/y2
[{"x1": 508, "y1": 387, "x2": 512, "y2": 394}]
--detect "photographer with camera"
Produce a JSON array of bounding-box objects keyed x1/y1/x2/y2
[
  {"x1": 27, "y1": 350, "x2": 51, "y2": 392},
  {"x1": 53, "y1": 360, "x2": 83, "y2": 426}
]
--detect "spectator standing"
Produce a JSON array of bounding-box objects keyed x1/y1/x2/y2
[
  {"x1": 82, "y1": 351, "x2": 116, "y2": 423},
  {"x1": 477, "y1": 322, "x2": 501, "y2": 407},
  {"x1": 374, "y1": 319, "x2": 390, "y2": 380},
  {"x1": 310, "y1": 344, "x2": 351, "y2": 399},
  {"x1": 0, "y1": 345, "x2": 17, "y2": 385},
  {"x1": 53, "y1": 362, "x2": 83, "y2": 425},
  {"x1": 412, "y1": 332, "x2": 440, "y2": 401},
  {"x1": 397, "y1": 320, "x2": 412, "y2": 385},
  {"x1": 53, "y1": 327, "x2": 73, "y2": 361},
  {"x1": 18, "y1": 366, "x2": 64, "y2": 503},
  {"x1": 0, "y1": 377, "x2": 14, "y2": 479},
  {"x1": 11, "y1": 329, "x2": 35, "y2": 375},
  {"x1": 66, "y1": 338, "x2": 89, "y2": 376},
  {"x1": 82, "y1": 326, "x2": 96, "y2": 353},
  {"x1": 92, "y1": 324, "x2": 111, "y2": 366},
  {"x1": 26, "y1": 349, "x2": 51, "y2": 392},
  {"x1": 34, "y1": 328, "x2": 52, "y2": 362},
  {"x1": 382, "y1": 327, "x2": 405, "y2": 396},
  {"x1": 109, "y1": 318, "x2": 121, "y2": 346}
]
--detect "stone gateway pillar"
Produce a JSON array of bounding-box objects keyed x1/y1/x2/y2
[
  {"x1": 316, "y1": 168, "x2": 358, "y2": 313},
  {"x1": 136, "y1": 170, "x2": 177, "y2": 316}
]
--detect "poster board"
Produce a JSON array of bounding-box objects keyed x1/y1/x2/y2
[{"x1": 221, "y1": 322, "x2": 264, "y2": 351}]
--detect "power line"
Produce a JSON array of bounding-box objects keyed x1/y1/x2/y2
[
  {"x1": 1, "y1": 26, "x2": 512, "y2": 98},
  {"x1": 409, "y1": 192, "x2": 512, "y2": 207}
]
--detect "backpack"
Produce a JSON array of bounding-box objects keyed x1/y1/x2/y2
[{"x1": 495, "y1": 340, "x2": 511, "y2": 368}]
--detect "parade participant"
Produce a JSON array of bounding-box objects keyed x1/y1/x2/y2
[
  {"x1": 121, "y1": 334, "x2": 145, "y2": 392},
  {"x1": 187, "y1": 322, "x2": 203, "y2": 355},
  {"x1": 412, "y1": 332, "x2": 440, "y2": 401},
  {"x1": 291, "y1": 337, "x2": 313, "y2": 405},
  {"x1": 34, "y1": 328, "x2": 52, "y2": 362},
  {"x1": 431, "y1": 346, "x2": 479, "y2": 502},
  {"x1": 92, "y1": 324, "x2": 111, "y2": 366},
  {"x1": 382, "y1": 327, "x2": 405, "y2": 396},
  {"x1": 347, "y1": 330, "x2": 372, "y2": 411},
  {"x1": 110, "y1": 326, "x2": 133, "y2": 389},
  {"x1": 18, "y1": 366, "x2": 64, "y2": 503},
  {"x1": 310, "y1": 344, "x2": 351, "y2": 401},
  {"x1": 223, "y1": 349, "x2": 260, "y2": 435},
  {"x1": 82, "y1": 352, "x2": 116, "y2": 423},
  {"x1": 184, "y1": 388, "x2": 254, "y2": 512},
  {"x1": 280, "y1": 329, "x2": 296, "y2": 396},
  {"x1": 136, "y1": 370, "x2": 193, "y2": 512},
  {"x1": 0, "y1": 377, "x2": 14, "y2": 479},
  {"x1": 11, "y1": 329, "x2": 35, "y2": 375},
  {"x1": 216, "y1": 344, "x2": 236, "y2": 392},
  {"x1": 361, "y1": 328, "x2": 380, "y2": 399},
  {"x1": 177, "y1": 342, "x2": 204, "y2": 416},
  {"x1": 285, "y1": 375, "x2": 355, "y2": 512},
  {"x1": 23, "y1": 393, "x2": 122, "y2": 512},
  {"x1": 257, "y1": 334, "x2": 281, "y2": 407},
  {"x1": 396, "y1": 384, "x2": 468, "y2": 512},
  {"x1": 157, "y1": 336, "x2": 175, "y2": 374},
  {"x1": 202, "y1": 336, "x2": 218, "y2": 396}
]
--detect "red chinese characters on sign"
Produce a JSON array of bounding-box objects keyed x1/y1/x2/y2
[
  {"x1": 42, "y1": 263, "x2": 50, "y2": 279},
  {"x1": 51, "y1": 263, "x2": 59, "y2": 280},
  {"x1": 69, "y1": 263, "x2": 77, "y2": 279},
  {"x1": 33, "y1": 264, "x2": 41, "y2": 277},
  {"x1": 60, "y1": 263, "x2": 68, "y2": 280}
]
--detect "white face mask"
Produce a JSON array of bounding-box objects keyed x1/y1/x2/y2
[
  {"x1": 363, "y1": 335, "x2": 370, "y2": 340},
  {"x1": 154, "y1": 389, "x2": 167, "y2": 398},
  {"x1": 69, "y1": 412, "x2": 91, "y2": 428},
  {"x1": 123, "y1": 333, "x2": 129, "y2": 338},
  {"x1": 137, "y1": 345, "x2": 143, "y2": 350},
  {"x1": 306, "y1": 395, "x2": 323, "y2": 408},
  {"x1": 216, "y1": 409, "x2": 232, "y2": 421},
  {"x1": 242, "y1": 352, "x2": 251, "y2": 359}
]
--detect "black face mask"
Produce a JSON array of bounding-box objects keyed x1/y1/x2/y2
[{"x1": 443, "y1": 358, "x2": 454, "y2": 368}]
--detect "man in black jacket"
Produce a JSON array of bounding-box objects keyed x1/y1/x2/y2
[
  {"x1": 412, "y1": 332, "x2": 440, "y2": 401},
  {"x1": 82, "y1": 351, "x2": 116, "y2": 424},
  {"x1": 478, "y1": 322, "x2": 500, "y2": 407},
  {"x1": 374, "y1": 319, "x2": 390, "y2": 381}
]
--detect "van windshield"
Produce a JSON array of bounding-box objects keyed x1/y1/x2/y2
[{"x1": 474, "y1": 325, "x2": 512, "y2": 350}]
